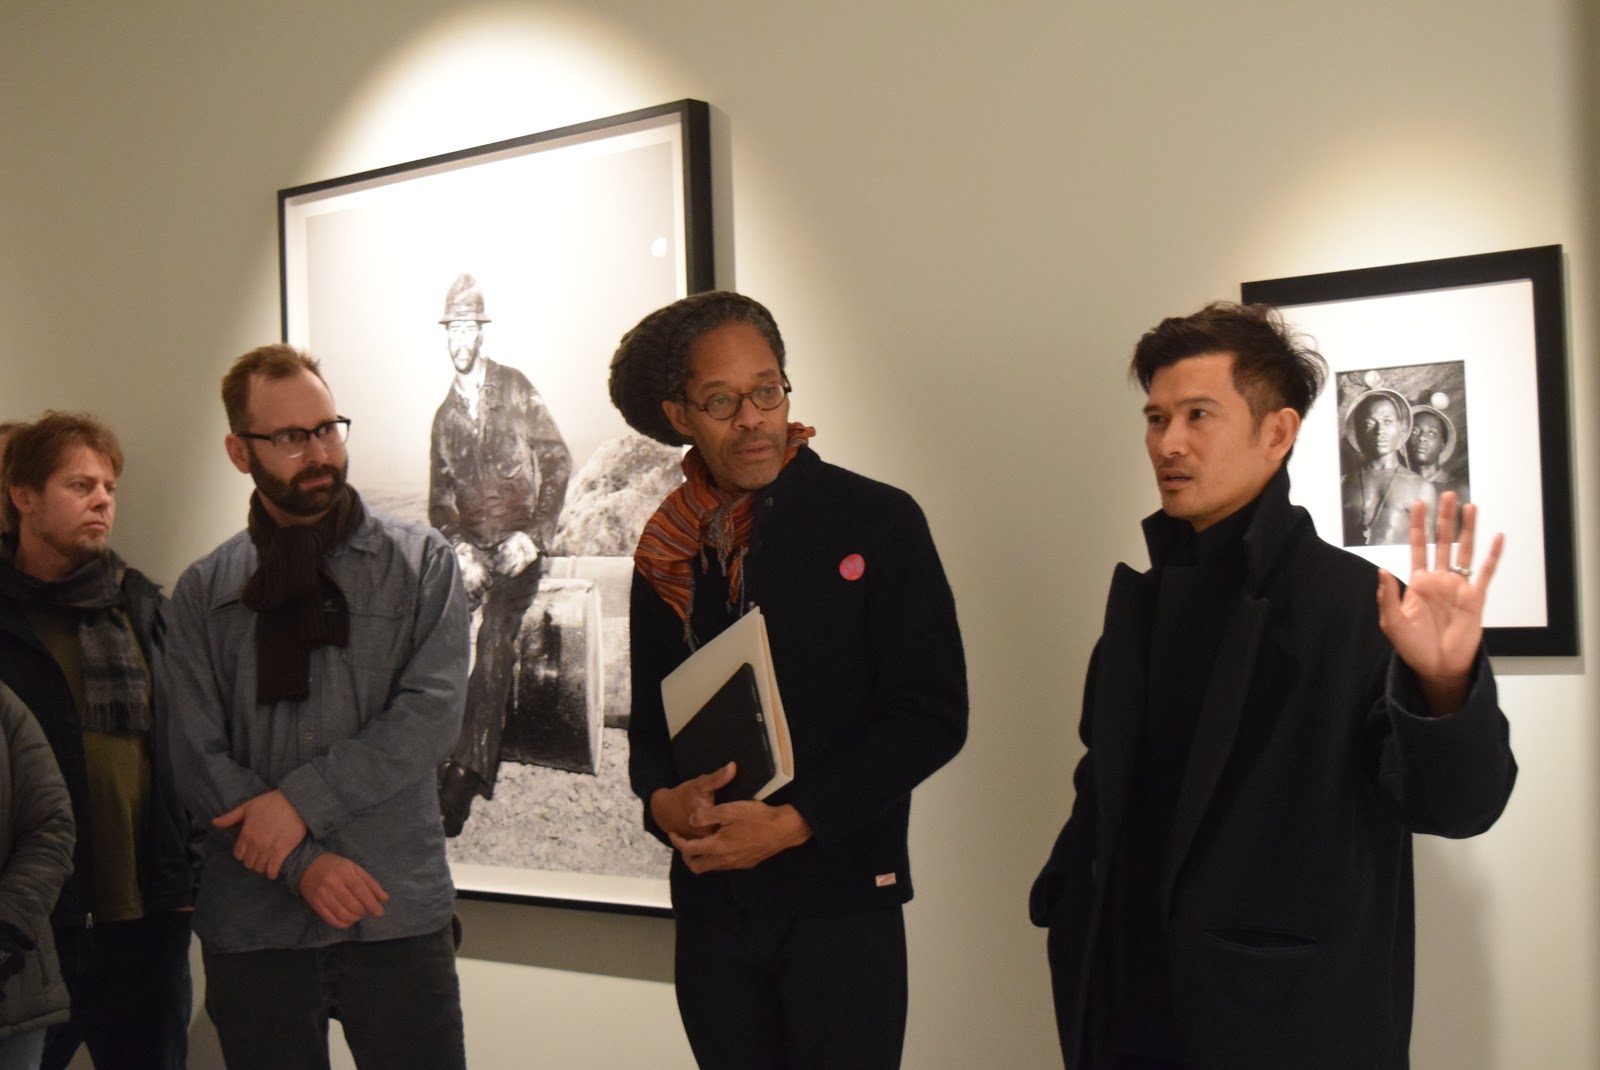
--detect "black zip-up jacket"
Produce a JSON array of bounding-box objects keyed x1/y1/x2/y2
[
  {"x1": 0, "y1": 566, "x2": 196, "y2": 927},
  {"x1": 629, "y1": 448, "x2": 968, "y2": 917}
]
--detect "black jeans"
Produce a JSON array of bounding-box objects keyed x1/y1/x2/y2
[
  {"x1": 202, "y1": 924, "x2": 464, "y2": 1070},
  {"x1": 43, "y1": 910, "x2": 193, "y2": 1070},
  {"x1": 675, "y1": 905, "x2": 907, "y2": 1070}
]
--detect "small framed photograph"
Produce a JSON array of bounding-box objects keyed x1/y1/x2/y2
[
  {"x1": 280, "y1": 100, "x2": 716, "y2": 913},
  {"x1": 1242, "y1": 245, "x2": 1575, "y2": 656}
]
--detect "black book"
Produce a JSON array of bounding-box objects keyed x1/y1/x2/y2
[{"x1": 669, "y1": 663, "x2": 777, "y2": 804}]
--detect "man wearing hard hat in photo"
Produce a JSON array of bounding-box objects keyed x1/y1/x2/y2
[{"x1": 429, "y1": 273, "x2": 571, "y2": 836}]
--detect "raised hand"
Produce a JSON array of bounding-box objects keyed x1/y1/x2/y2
[{"x1": 1376, "y1": 491, "x2": 1504, "y2": 715}]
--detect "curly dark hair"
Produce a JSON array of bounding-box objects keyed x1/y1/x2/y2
[{"x1": 608, "y1": 291, "x2": 786, "y2": 445}]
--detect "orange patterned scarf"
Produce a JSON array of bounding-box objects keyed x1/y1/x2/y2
[{"x1": 635, "y1": 423, "x2": 815, "y2": 636}]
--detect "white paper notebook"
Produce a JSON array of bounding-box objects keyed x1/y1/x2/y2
[{"x1": 660, "y1": 605, "x2": 794, "y2": 800}]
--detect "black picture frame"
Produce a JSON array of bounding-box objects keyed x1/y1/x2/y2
[
  {"x1": 1243, "y1": 245, "x2": 1575, "y2": 657},
  {"x1": 279, "y1": 100, "x2": 715, "y2": 914}
]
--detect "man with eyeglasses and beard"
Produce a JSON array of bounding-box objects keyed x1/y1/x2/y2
[
  {"x1": 611, "y1": 291, "x2": 968, "y2": 1069},
  {"x1": 162, "y1": 344, "x2": 471, "y2": 1070},
  {"x1": 0, "y1": 412, "x2": 195, "y2": 1070}
]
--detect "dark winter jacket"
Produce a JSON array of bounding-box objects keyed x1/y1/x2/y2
[
  {"x1": 1031, "y1": 468, "x2": 1516, "y2": 1069},
  {"x1": 0, "y1": 566, "x2": 196, "y2": 928},
  {"x1": 0, "y1": 681, "x2": 74, "y2": 1038},
  {"x1": 630, "y1": 448, "x2": 968, "y2": 916}
]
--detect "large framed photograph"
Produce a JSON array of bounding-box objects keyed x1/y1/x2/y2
[
  {"x1": 1242, "y1": 245, "x2": 1575, "y2": 656},
  {"x1": 280, "y1": 100, "x2": 715, "y2": 913}
]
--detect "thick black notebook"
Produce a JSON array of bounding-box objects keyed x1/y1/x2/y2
[{"x1": 669, "y1": 662, "x2": 777, "y2": 804}]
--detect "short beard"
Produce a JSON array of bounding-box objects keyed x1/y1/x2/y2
[
  {"x1": 39, "y1": 528, "x2": 108, "y2": 571},
  {"x1": 249, "y1": 454, "x2": 348, "y2": 518}
]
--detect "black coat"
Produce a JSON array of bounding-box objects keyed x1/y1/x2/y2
[
  {"x1": 0, "y1": 567, "x2": 196, "y2": 927},
  {"x1": 1031, "y1": 471, "x2": 1515, "y2": 1070},
  {"x1": 629, "y1": 448, "x2": 968, "y2": 916}
]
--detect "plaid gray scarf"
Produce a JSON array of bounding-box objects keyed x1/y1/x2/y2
[{"x1": 0, "y1": 540, "x2": 151, "y2": 733}]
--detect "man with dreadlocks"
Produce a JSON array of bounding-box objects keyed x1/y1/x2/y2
[
  {"x1": 611, "y1": 291, "x2": 968, "y2": 1069},
  {"x1": 162, "y1": 344, "x2": 470, "y2": 1070}
]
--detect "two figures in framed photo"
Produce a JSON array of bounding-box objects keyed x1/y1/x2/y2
[{"x1": 1338, "y1": 360, "x2": 1471, "y2": 546}]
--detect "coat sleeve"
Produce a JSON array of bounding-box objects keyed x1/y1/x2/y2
[
  {"x1": 0, "y1": 685, "x2": 74, "y2": 944},
  {"x1": 776, "y1": 495, "x2": 968, "y2": 848},
  {"x1": 521, "y1": 394, "x2": 570, "y2": 552},
  {"x1": 1373, "y1": 649, "x2": 1516, "y2": 838},
  {"x1": 626, "y1": 570, "x2": 685, "y2": 847},
  {"x1": 428, "y1": 411, "x2": 462, "y2": 544},
  {"x1": 1030, "y1": 642, "x2": 1100, "y2": 927}
]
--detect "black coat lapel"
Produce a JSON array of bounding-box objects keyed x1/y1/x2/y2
[
  {"x1": 1092, "y1": 563, "x2": 1154, "y2": 858},
  {"x1": 1162, "y1": 594, "x2": 1266, "y2": 916}
]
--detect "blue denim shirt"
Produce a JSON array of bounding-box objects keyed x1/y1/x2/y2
[{"x1": 162, "y1": 508, "x2": 468, "y2": 953}]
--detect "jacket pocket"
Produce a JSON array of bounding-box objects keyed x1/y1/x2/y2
[
  {"x1": 1205, "y1": 926, "x2": 1318, "y2": 954},
  {"x1": 1194, "y1": 925, "x2": 1319, "y2": 1019},
  {"x1": 346, "y1": 604, "x2": 408, "y2": 679}
]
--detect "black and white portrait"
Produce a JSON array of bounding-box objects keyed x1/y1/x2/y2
[
  {"x1": 280, "y1": 104, "x2": 711, "y2": 909},
  {"x1": 1252, "y1": 257, "x2": 1564, "y2": 643},
  {"x1": 1335, "y1": 361, "x2": 1471, "y2": 547}
]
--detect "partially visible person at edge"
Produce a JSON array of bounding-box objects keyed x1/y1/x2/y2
[
  {"x1": 0, "y1": 421, "x2": 25, "y2": 537},
  {"x1": 611, "y1": 291, "x2": 968, "y2": 1070},
  {"x1": 161, "y1": 344, "x2": 470, "y2": 1070},
  {"x1": 0, "y1": 413, "x2": 196, "y2": 1070},
  {"x1": 1031, "y1": 302, "x2": 1515, "y2": 1070},
  {"x1": 0, "y1": 679, "x2": 76, "y2": 1070}
]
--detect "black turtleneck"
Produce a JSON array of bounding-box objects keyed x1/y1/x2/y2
[{"x1": 1107, "y1": 495, "x2": 1259, "y2": 1060}]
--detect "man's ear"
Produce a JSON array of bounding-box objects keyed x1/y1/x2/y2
[
  {"x1": 1264, "y1": 407, "x2": 1301, "y2": 463},
  {"x1": 8, "y1": 482, "x2": 33, "y2": 518},
  {"x1": 662, "y1": 399, "x2": 695, "y2": 440},
  {"x1": 224, "y1": 434, "x2": 252, "y2": 475}
]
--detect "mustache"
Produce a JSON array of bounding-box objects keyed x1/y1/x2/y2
[
  {"x1": 293, "y1": 465, "x2": 343, "y2": 487},
  {"x1": 734, "y1": 430, "x2": 783, "y2": 447}
]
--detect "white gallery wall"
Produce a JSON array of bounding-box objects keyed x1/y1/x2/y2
[{"x1": 3, "y1": 1, "x2": 1596, "y2": 1067}]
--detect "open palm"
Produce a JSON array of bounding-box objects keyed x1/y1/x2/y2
[{"x1": 1376, "y1": 492, "x2": 1503, "y2": 711}]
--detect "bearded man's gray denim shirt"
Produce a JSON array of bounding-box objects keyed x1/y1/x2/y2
[{"x1": 162, "y1": 509, "x2": 468, "y2": 953}]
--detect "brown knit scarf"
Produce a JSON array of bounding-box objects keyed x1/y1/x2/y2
[
  {"x1": 634, "y1": 423, "x2": 814, "y2": 639},
  {"x1": 241, "y1": 486, "x2": 365, "y2": 705}
]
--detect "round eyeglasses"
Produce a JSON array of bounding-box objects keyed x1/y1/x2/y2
[
  {"x1": 682, "y1": 381, "x2": 791, "y2": 421},
  {"x1": 234, "y1": 417, "x2": 352, "y2": 458}
]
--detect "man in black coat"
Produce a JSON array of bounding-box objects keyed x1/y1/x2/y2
[
  {"x1": 1031, "y1": 303, "x2": 1515, "y2": 1070},
  {"x1": 0, "y1": 413, "x2": 195, "y2": 1070},
  {"x1": 610, "y1": 291, "x2": 967, "y2": 1070}
]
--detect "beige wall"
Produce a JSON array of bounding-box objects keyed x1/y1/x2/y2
[{"x1": 4, "y1": 1, "x2": 1596, "y2": 1066}]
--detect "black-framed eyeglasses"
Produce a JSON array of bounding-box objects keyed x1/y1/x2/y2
[
  {"x1": 235, "y1": 417, "x2": 352, "y2": 458},
  {"x1": 681, "y1": 380, "x2": 791, "y2": 421}
]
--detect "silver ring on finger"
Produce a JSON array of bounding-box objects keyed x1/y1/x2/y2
[{"x1": 1449, "y1": 565, "x2": 1473, "y2": 579}]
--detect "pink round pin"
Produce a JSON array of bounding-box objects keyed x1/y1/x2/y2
[{"x1": 839, "y1": 553, "x2": 865, "y2": 581}]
